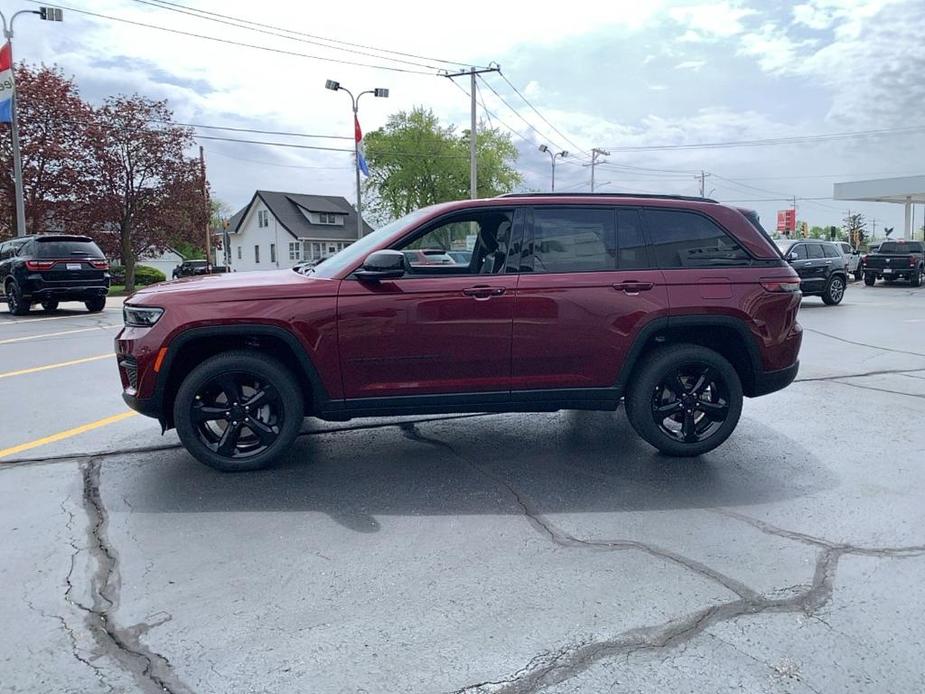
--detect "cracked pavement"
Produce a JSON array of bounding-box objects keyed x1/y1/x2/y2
[{"x1": 2, "y1": 286, "x2": 925, "y2": 693}]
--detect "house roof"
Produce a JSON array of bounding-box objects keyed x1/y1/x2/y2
[{"x1": 231, "y1": 190, "x2": 374, "y2": 241}]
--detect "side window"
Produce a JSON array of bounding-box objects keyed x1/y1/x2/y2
[
  {"x1": 645, "y1": 209, "x2": 751, "y2": 268},
  {"x1": 0, "y1": 242, "x2": 7, "y2": 260},
  {"x1": 532, "y1": 207, "x2": 615, "y2": 273},
  {"x1": 823, "y1": 244, "x2": 840, "y2": 259},
  {"x1": 616, "y1": 209, "x2": 650, "y2": 270},
  {"x1": 16, "y1": 240, "x2": 32, "y2": 257},
  {"x1": 395, "y1": 210, "x2": 513, "y2": 276},
  {"x1": 807, "y1": 243, "x2": 824, "y2": 259},
  {"x1": 790, "y1": 244, "x2": 807, "y2": 260}
]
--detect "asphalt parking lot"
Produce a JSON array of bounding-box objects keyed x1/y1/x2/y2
[{"x1": 2, "y1": 284, "x2": 924, "y2": 694}]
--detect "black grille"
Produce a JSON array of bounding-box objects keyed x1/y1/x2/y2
[{"x1": 118, "y1": 355, "x2": 138, "y2": 390}]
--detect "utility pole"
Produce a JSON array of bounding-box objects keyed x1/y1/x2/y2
[
  {"x1": 443, "y1": 65, "x2": 500, "y2": 199},
  {"x1": 696, "y1": 170, "x2": 712, "y2": 198},
  {"x1": 1, "y1": 7, "x2": 63, "y2": 237},
  {"x1": 199, "y1": 145, "x2": 211, "y2": 270},
  {"x1": 588, "y1": 148, "x2": 610, "y2": 193}
]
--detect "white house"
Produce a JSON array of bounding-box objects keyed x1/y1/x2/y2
[
  {"x1": 221, "y1": 191, "x2": 373, "y2": 272},
  {"x1": 137, "y1": 247, "x2": 185, "y2": 278}
]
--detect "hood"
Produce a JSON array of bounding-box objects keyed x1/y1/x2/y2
[{"x1": 128, "y1": 269, "x2": 337, "y2": 304}]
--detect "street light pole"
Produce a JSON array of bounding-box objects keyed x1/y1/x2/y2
[
  {"x1": 325, "y1": 80, "x2": 388, "y2": 239},
  {"x1": 0, "y1": 7, "x2": 63, "y2": 237},
  {"x1": 538, "y1": 145, "x2": 568, "y2": 192}
]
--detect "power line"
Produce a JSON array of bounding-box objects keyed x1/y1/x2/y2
[
  {"x1": 446, "y1": 78, "x2": 534, "y2": 147},
  {"x1": 167, "y1": 121, "x2": 351, "y2": 140},
  {"x1": 130, "y1": 0, "x2": 448, "y2": 71},
  {"x1": 603, "y1": 125, "x2": 925, "y2": 152},
  {"x1": 142, "y1": 0, "x2": 479, "y2": 69},
  {"x1": 193, "y1": 133, "x2": 470, "y2": 158},
  {"x1": 207, "y1": 150, "x2": 353, "y2": 171},
  {"x1": 476, "y1": 74, "x2": 566, "y2": 152},
  {"x1": 496, "y1": 71, "x2": 588, "y2": 156},
  {"x1": 33, "y1": 2, "x2": 434, "y2": 74}
]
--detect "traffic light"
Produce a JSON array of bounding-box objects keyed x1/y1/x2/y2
[{"x1": 800, "y1": 221, "x2": 809, "y2": 238}]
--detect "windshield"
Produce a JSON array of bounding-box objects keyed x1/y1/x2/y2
[
  {"x1": 878, "y1": 241, "x2": 924, "y2": 254},
  {"x1": 306, "y1": 207, "x2": 436, "y2": 278},
  {"x1": 35, "y1": 238, "x2": 104, "y2": 258}
]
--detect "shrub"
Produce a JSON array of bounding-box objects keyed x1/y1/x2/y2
[{"x1": 134, "y1": 265, "x2": 166, "y2": 286}]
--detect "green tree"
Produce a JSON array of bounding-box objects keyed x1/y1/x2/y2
[
  {"x1": 843, "y1": 212, "x2": 867, "y2": 248},
  {"x1": 363, "y1": 107, "x2": 521, "y2": 222}
]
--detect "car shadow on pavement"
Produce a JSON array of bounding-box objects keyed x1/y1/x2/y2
[{"x1": 111, "y1": 410, "x2": 838, "y2": 532}]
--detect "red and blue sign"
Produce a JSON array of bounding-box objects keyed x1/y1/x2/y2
[{"x1": 0, "y1": 42, "x2": 13, "y2": 123}]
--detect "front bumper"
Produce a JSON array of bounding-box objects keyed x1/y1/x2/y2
[{"x1": 750, "y1": 360, "x2": 799, "y2": 397}]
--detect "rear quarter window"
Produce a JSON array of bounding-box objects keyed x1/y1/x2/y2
[
  {"x1": 823, "y1": 244, "x2": 841, "y2": 258},
  {"x1": 645, "y1": 209, "x2": 751, "y2": 268}
]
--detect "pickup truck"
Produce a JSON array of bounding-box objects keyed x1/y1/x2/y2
[{"x1": 862, "y1": 240, "x2": 925, "y2": 287}]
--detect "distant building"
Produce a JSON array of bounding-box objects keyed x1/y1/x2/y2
[{"x1": 220, "y1": 191, "x2": 372, "y2": 271}]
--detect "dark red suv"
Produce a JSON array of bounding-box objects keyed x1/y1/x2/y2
[{"x1": 116, "y1": 194, "x2": 802, "y2": 471}]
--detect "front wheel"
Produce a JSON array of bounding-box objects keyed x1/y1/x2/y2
[
  {"x1": 822, "y1": 275, "x2": 846, "y2": 305},
  {"x1": 911, "y1": 267, "x2": 923, "y2": 288},
  {"x1": 854, "y1": 266, "x2": 863, "y2": 282},
  {"x1": 41, "y1": 299, "x2": 59, "y2": 312},
  {"x1": 625, "y1": 345, "x2": 743, "y2": 457},
  {"x1": 173, "y1": 351, "x2": 305, "y2": 471}
]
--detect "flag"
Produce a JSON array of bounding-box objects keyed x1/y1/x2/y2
[
  {"x1": 354, "y1": 115, "x2": 369, "y2": 177},
  {"x1": 0, "y1": 42, "x2": 13, "y2": 124}
]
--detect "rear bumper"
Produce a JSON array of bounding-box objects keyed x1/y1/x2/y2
[
  {"x1": 750, "y1": 360, "x2": 799, "y2": 397},
  {"x1": 23, "y1": 284, "x2": 109, "y2": 300}
]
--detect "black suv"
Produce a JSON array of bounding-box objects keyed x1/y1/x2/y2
[
  {"x1": 0, "y1": 235, "x2": 110, "y2": 315},
  {"x1": 776, "y1": 239, "x2": 848, "y2": 305},
  {"x1": 172, "y1": 259, "x2": 210, "y2": 279}
]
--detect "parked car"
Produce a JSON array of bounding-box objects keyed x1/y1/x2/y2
[
  {"x1": 861, "y1": 240, "x2": 925, "y2": 286},
  {"x1": 775, "y1": 239, "x2": 849, "y2": 305},
  {"x1": 447, "y1": 250, "x2": 473, "y2": 266},
  {"x1": 116, "y1": 193, "x2": 803, "y2": 471},
  {"x1": 172, "y1": 259, "x2": 211, "y2": 278},
  {"x1": 835, "y1": 241, "x2": 863, "y2": 281},
  {"x1": 0, "y1": 234, "x2": 110, "y2": 315},
  {"x1": 402, "y1": 249, "x2": 456, "y2": 267}
]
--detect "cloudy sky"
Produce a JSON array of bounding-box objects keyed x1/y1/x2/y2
[{"x1": 8, "y1": 0, "x2": 925, "y2": 234}]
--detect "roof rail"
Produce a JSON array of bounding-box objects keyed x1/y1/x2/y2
[{"x1": 496, "y1": 192, "x2": 719, "y2": 204}]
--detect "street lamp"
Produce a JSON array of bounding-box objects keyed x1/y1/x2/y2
[
  {"x1": 325, "y1": 79, "x2": 389, "y2": 239},
  {"x1": 0, "y1": 7, "x2": 63, "y2": 237},
  {"x1": 538, "y1": 144, "x2": 568, "y2": 192}
]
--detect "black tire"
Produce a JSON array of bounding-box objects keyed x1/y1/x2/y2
[
  {"x1": 911, "y1": 267, "x2": 923, "y2": 288},
  {"x1": 6, "y1": 282, "x2": 30, "y2": 315},
  {"x1": 41, "y1": 299, "x2": 59, "y2": 312},
  {"x1": 822, "y1": 274, "x2": 846, "y2": 305},
  {"x1": 85, "y1": 297, "x2": 106, "y2": 312},
  {"x1": 173, "y1": 350, "x2": 305, "y2": 472},
  {"x1": 854, "y1": 266, "x2": 863, "y2": 282},
  {"x1": 863, "y1": 274, "x2": 876, "y2": 287},
  {"x1": 625, "y1": 344, "x2": 743, "y2": 457}
]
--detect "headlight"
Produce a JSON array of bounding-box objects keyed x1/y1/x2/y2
[{"x1": 123, "y1": 305, "x2": 164, "y2": 327}]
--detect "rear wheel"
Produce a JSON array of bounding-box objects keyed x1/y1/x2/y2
[
  {"x1": 41, "y1": 300, "x2": 59, "y2": 312},
  {"x1": 173, "y1": 351, "x2": 305, "y2": 472},
  {"x1": 85, "y1": 297, "x2": 105, "y2": 312},
  {"x1": 863, "y1": 274, "x2": 876, "y2": 286},
  {"x1": 6, "y1": 282, "x2": 30, "y2": 316},
  {"x1": 625, "y1": 345, "x2": 743, "y2": 457},
  {"x1": 822, "y1": 275, "x2": 846, "y2": 305}
]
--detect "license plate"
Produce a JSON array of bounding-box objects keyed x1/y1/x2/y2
[
  {"x1": 883, "y1": 268, "x2": 892, "y2": 274},
  {"x1": 66, "y1": 263, "x2": 82, "y2": 270}
]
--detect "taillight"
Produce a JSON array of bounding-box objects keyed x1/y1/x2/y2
[
  {"x1": 89, "y1": 260, "x2": 109, "y2": 270},
  {"x1": 25, "y1": 260, "x2": 56, "y2": 271},
  {"x1": 761, "y1": 280, "x2": 801, "y2": 293},
  {"x1": 910, "y1": 256, "x2": 917, "y2": 267},
  {"x1": 861, "y1": 256, "x2": 867, "y2": 266}
]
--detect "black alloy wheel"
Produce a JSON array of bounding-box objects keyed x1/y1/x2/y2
[
  {"x1": 6, "y1": 282, "x2": 30, "y2": 315},
  {"x1": 651, "y1": 364, "x2": 730, "y2": 444},
  {"x1": 822, "y1": 275, "x2": 846, "y2": 305}
]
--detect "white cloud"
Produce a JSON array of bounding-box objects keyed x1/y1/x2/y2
[
  {"x1": 668, "y1": 2, "x2": 756, "y2": 39},
  {"x1": 675, "y1": 60, "x2": 707, "y2": 70}
]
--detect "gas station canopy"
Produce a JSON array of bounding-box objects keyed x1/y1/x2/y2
[{"x1": 834, "y1": 175, "x2": 925, "y2": 239}]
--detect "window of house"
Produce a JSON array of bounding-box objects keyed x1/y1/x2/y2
[
  {"x1": 254, "y1": 245, "x2": 260, "y2": 263},
  {"x1": 532, "y1": 208, "x2": 615, "y2": 273},
  {"x1": 289, "y1": 242, "x2": 301, "y2": 261},
  {"x1": 270, "y1": 243, "x2": 276, "y2": 263},
  {"x1": 318, "y1": 213, "x2": 338, "y2": 225},
  {"x1": 237, "y1": 246, "x2": 242, "y2": 260},
  {"x1": 645, "y1": 209, "x2": 750, "y2": 268},
  {"x1": 257, "y1": 210, "x2": 269, "y2": 228}
]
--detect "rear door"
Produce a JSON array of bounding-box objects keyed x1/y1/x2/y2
[
  {"x1": 802, "y1": 242, "x2": 828, "y2": 291},
  {"x1": 510, "y1": 206, "x2": 668, "y2": 395}
]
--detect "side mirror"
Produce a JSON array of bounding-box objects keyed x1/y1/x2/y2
[
  {"x1": 788, "y1": 252, "x2": 798, "y2": 261},
  {"x1": 355, "y1": 250, "x2": 405, "y2": 281}
]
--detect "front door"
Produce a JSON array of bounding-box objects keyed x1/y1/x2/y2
[
  {"x1": 511, "y1": 206, "x2": 668, "y2": 393},
  {"x1": 337, "y1": 208, "x2": 521, "y2": 400}
]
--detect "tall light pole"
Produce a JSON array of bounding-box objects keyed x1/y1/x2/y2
[
  {"x1": 325, "y1": 79, "x2": 388, "y2": 239},
  {"x1": 1, "y1": 7, "x2": 63, "y2": 237},
  {"x1": 538, "y1": 145, "x2": 567, "y2": 192},
  {"x1": 589, "y1": 147, "x2": 609, "y2": 193}
]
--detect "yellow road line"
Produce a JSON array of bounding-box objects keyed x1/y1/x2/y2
[
  {"x1": 0, "y1": 324, "x2": 120, "y2": 345},
  {"x1": 0, "y1": 411, "x2": 138, "y2": 460},
  {"x1": 0, "y1": 353, "x2": 114, "y2": 379}
]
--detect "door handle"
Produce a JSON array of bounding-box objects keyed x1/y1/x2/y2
[
  {"x1": 463, "y1": 286, "x2": 505, "y2": 298},
  {"x1": 824, "y1": 260, "x2": 832, "y2": 265},
  {"x1": 612, "y1": 281, "x2": 654, "y2": 294}
]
